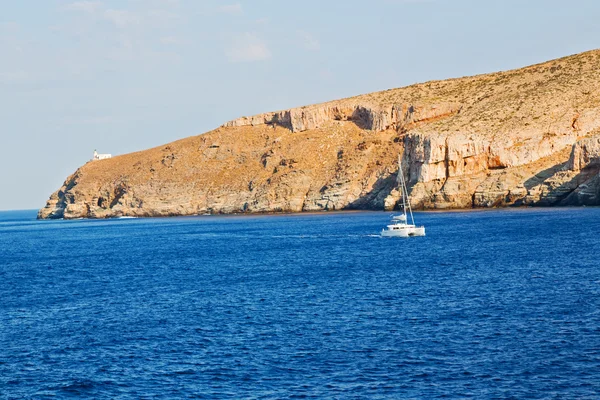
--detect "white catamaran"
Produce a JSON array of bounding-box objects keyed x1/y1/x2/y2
[{"x1": 381, "y1": 155, "x2": 425, "y2": 237}]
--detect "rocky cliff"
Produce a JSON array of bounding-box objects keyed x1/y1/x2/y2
[{"x1": 39, "y1": 50, "x2": 600, "y2": 219}]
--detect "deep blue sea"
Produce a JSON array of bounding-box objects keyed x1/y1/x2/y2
[{"x1": 1, "y1": 208, "x2": 600, "y2": 399}]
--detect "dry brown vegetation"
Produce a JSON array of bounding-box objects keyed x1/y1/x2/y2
[{"x1": 39, "y1": 49, "x2": 600, "y2": 218}]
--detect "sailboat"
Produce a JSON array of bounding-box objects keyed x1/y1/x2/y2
[{"x1": 381, "y1": 155, "x2": 426, "y2": 237}]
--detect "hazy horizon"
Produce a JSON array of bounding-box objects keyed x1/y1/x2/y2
[{"x1": 1, "y1": 0, "x2": 599, "y2": 211}]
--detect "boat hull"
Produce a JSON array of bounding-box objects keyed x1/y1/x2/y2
[{"x1": 381, "y1": 226, "x2": 425, "y2": 238}]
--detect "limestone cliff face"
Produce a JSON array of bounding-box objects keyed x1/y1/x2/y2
[
  {"x1": 569, "y1": 134, "x2": 600, "y2": 171},
  {"x1": 39, "y1": 49, "x2": 600, "y2": 219},
  {"x1": 223, "y1": 102, "x2": 462, "y2": 133}
]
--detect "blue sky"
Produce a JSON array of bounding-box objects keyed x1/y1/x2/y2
[{"x1": 1, "y1": 0, "x2": 598, "y2": 210}]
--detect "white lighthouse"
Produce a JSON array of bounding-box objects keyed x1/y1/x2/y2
[{"x1": 92, "y1": 149, "x2": 112, "y2": 161}]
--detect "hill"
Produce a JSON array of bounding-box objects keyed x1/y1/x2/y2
[{"x1": 39, "y1": 50, "x2": 600, "y2": 219}]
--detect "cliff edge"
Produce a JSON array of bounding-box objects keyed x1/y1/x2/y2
[{"x1": 39, "y1": 50, "x2": 600, "y2": 219}]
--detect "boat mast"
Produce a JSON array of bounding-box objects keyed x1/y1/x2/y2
[
  {"x1": 398, "y1": 154, "x2": 416, "y2": 225},
  {"x1": 397, "y1": 154, "x2": 407, "y2": 218}
]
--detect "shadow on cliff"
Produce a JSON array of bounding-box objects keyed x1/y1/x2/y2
[
  {"x1": 519, "y1": 162, "x2": 598, "y2": 206},
  {"x1": 523, "y1": 163, "x2": 565, "y2": 191},
  {"x1": 555, "y1": 167, "x2": 600, "y2": 205},
  {"x1": 345, "y1": 173, "x2": 398, "y2": 210}
]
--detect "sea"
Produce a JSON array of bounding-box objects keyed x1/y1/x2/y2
[{"x1": 1, "y1": 208, "x2": 599, "y2": 399}]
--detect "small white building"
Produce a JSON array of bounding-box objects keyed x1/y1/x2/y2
[{"x1": 93, "y1": 150, "x2": 112, "y2": 161}]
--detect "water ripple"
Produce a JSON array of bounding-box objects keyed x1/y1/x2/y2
[{"x1": 1, "y1": 209, "x2": 600, "y2": 398}]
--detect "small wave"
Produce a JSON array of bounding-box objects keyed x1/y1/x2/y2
[
  {"x1": 163, "y1": 369, "x2": 197, "y2": 376},
  {"x1": 52, "y1": 378, "x2": 103, "y2": 394}
]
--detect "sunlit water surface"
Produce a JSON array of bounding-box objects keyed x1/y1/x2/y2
[{"x1": 1, "y1": 208, "x2": 599, "y2": 398}]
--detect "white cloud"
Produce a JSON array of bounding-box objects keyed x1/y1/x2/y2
[
  {"x1": 103, "y1": 9, "x2": 142, "y2": 28},
  {"x1": 218, "y1": 3, "x2": 242, "y2": 14},
  {"x1": 225, "y1": 33, "x2": 271, "y2": 63},
  {"x1": 298, "y1": 30, "x2": 320, "y2": 51},
  {"x1": 65, "y1": 2, "x2": 155, "y2": 28},
  {"x1": 56, "y1": 0, "x2": 185, "y2": 67},
  {"x1": 147, "y1": 8, "x2": 180, "y2": 23},
  {"x1": 66, "y1": 1, "x2": 103, "y2": 13}
]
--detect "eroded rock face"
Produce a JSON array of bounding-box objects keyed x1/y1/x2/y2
[
  {"x1": 39, "y1": 49, "x2": 600, "y2": 219},
  {"x1": 568, "y1": 133, "x2": 600, "y2": 171},
  {"x1": 223, "y1": 103, "x2": 462, "y2": 133}
]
